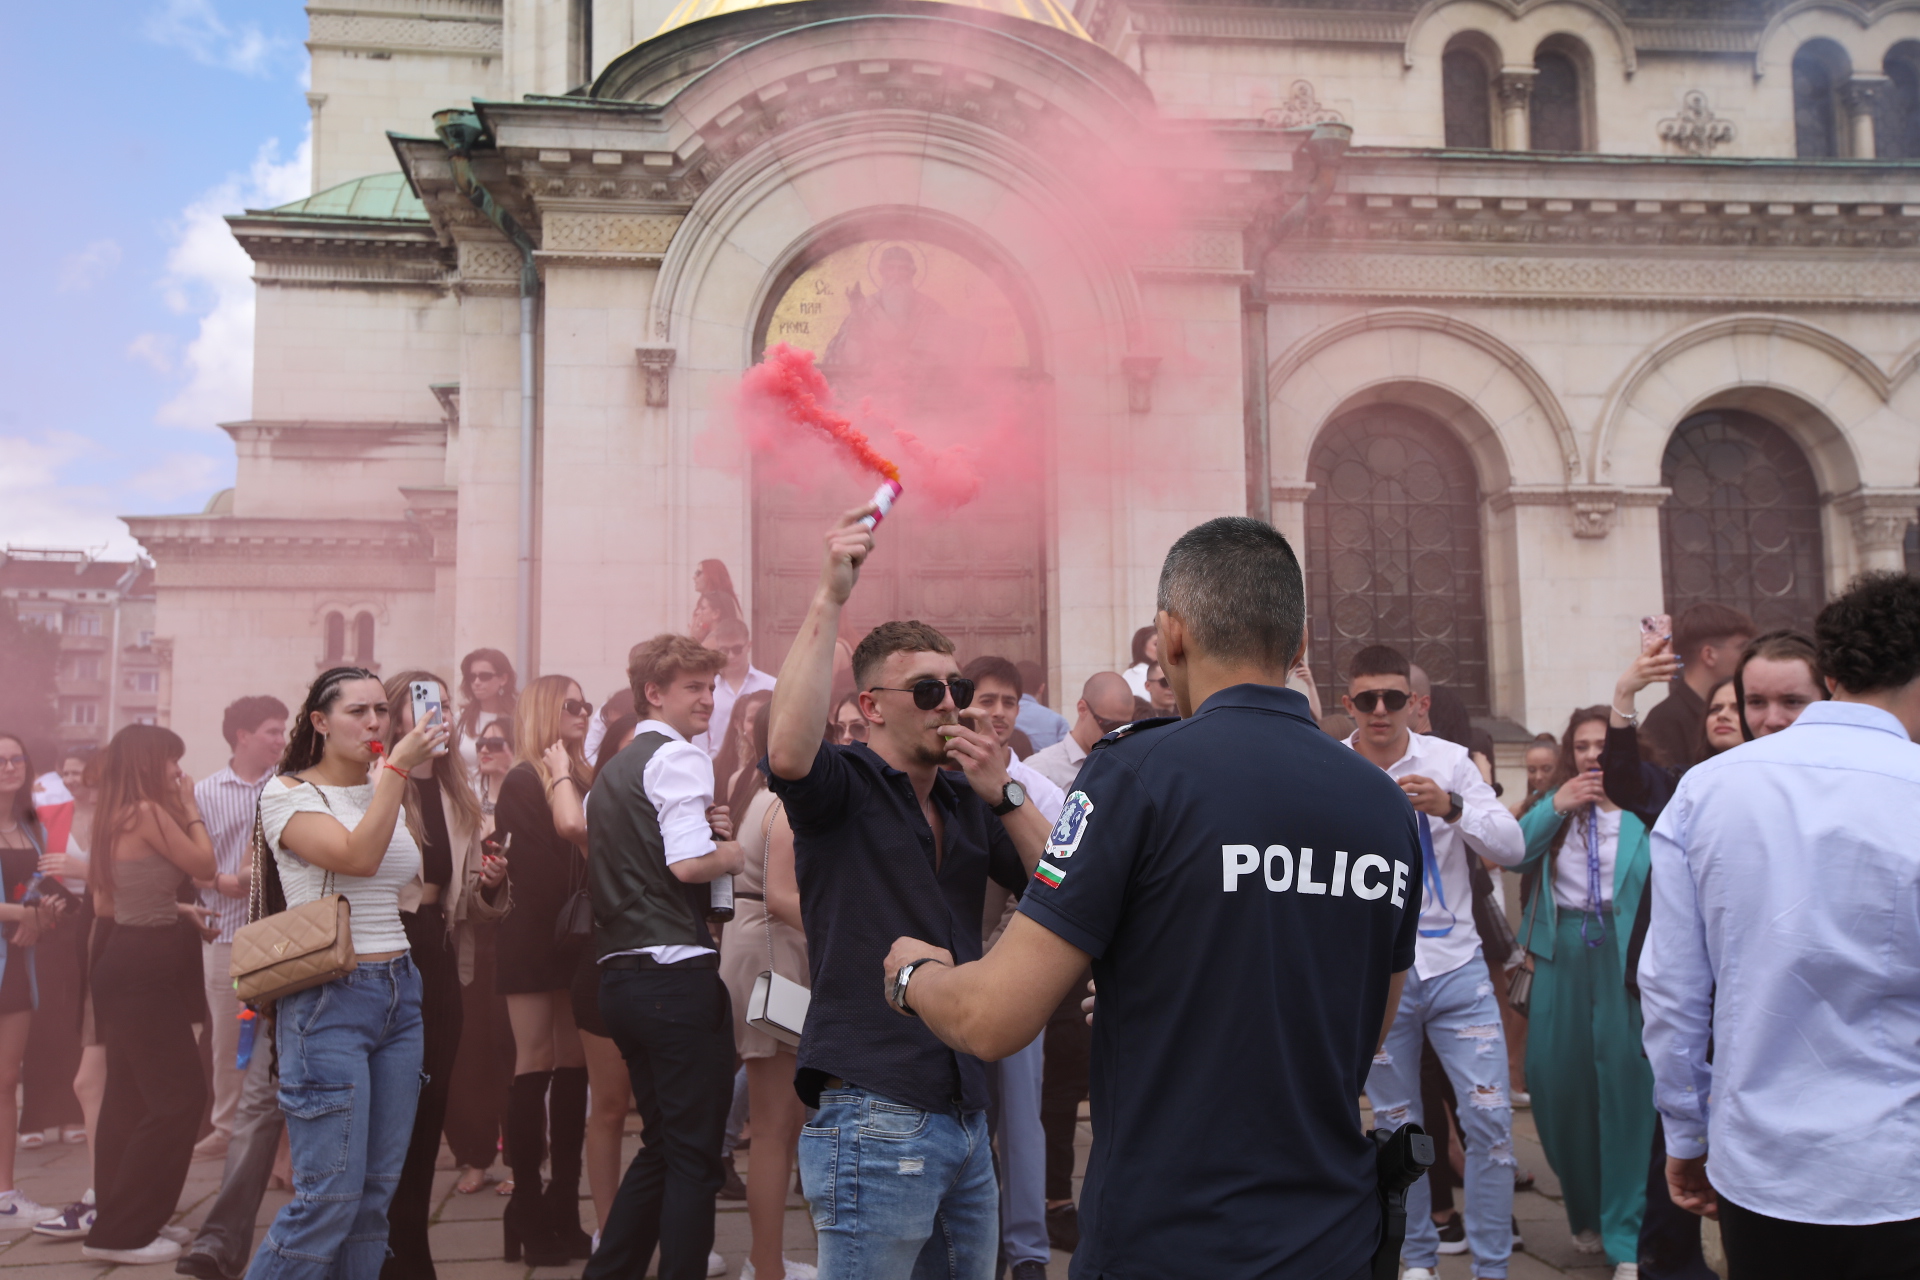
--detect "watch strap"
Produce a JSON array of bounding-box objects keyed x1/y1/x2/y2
[{"x1": 991, "y1": 782, "x2": 1023, "y2": 816}]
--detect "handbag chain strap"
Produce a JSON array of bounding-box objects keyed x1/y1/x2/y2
[{"x1": 761, "y1": 797, "x2": 784, "y2": 975}]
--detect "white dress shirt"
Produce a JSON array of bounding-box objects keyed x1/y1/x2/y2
[
  {"x1": 1639, "y1": 701, "x2": 1920, "y2": 1226},
  {"x1": 603, "y1": 720, "x2": 721, "y2": 964},
  {"x1": 1344, "y1": 730, "x2": 1525, "y2": 979},
  {"x1": 1008, "y1": 752, "x2": 1065, "y2": 826},
  {"x1": 693, "y1": 666, "x2": 777, "y2": 757},
  {"x1": 1023, "y1": 732, "x2": 1088, "y2": 793},
  {"x1": 1552, "y1": 806, "x2": 1621, "y2": 913}
]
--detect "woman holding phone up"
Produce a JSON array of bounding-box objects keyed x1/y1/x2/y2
[
  {"x1": 250, "y1": 667, "x2": 446, "y2": 1280},
  {"x1": 379, "y1": 671, "x2": 511, "y2": 1280}
]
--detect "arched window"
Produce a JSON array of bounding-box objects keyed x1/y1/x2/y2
[
  {"x1": 1442, "y1": 39, "x2": 1496, "y2": 148},
  {"x1": 1883, "y1": 44, "x2": 1920, "y2": 158},
  {"x1": 1306, "y1": 405, "x2": 1491, "y2": 712},
  {"x1": 1660, "y1": 411, "x2": 1826, "y2": 634},
  {"x1": 353, "y1": 612, "x2": 377, "y2": 666},
  {"x1": 323, "y1": 612, "x2": 346, "y2": 664},
  {"x1": 1530, "y1": 39, "x2": 1588, "y2": 151},
  {"x1": 1793, "y1": 40, "x2": 1849, "y2": 158}
]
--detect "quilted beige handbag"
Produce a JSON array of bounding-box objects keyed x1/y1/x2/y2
[{"x1": 229, "y1": 792, "x2": 355, "y2": 1007}]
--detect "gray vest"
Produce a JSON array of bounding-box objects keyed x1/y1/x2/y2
[{"x1": 587, "y1": 730, "x2": 713, "y2": 958}]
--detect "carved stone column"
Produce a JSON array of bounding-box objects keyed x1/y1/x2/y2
[
  {"x1": 1840, "y1": 75, "x2": 1889, "y2": 158},
  {"x1": 1834, "y1": 488, "x2": 1920, "y2": 573},
  {"x1": 1495, "y1": 69, "x2": 1536, "y2": 151}
]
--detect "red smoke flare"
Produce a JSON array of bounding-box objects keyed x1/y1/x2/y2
[{"x1": 741, "y1": 344, "x2": 900, "y2": 483}]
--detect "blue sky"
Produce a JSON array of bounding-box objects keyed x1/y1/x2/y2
[{"x1": 0, "y1": 1, "x2": 315, "y2": 558}]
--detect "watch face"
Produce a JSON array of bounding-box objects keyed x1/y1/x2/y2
[{"x1": 1005, "y1": 780, "x2": 1026, "y2": 806}]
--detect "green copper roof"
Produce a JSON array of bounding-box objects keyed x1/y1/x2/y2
[{"x1": 262, "y1": 171, "x2": 427, "y2": 221}]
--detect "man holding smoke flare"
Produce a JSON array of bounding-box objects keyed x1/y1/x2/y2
[
  {"x1": 879, "y1": 516, "x2": 1424, "y2": 1279},
  {"x1": 765, "y1": 499, "x2": 1052, "y2": 1280}
]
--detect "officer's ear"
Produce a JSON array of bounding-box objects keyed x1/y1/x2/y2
[{"x1": 1157, "y1": 611, "x2": 1188, "y2": 669}]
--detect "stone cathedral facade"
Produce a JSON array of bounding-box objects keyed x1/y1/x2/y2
[{"x1": 128, "y1": 0, "x2": 1920, "y2": 772}]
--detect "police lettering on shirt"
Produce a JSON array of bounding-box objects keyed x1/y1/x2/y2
[{"x1": 1220, "y1": 844, "x2": 1409, "y2": 904}]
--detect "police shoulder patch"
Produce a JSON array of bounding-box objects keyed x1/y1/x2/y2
[{"x1": 1046, "y1": 791, "x2": 1095, "y2": 860}]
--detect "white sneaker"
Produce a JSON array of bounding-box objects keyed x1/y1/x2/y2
[
  {"x1": 741, "y1": 1261, "x2": 819, "y2": 1280},
  {"x1": 0, "y1": 1190, "x2": 52, "y2": 1227},
  {"x1": 708, "y1": 1251, "x2": 726, "y2": 1277},
  {"x1": 1614, "y1": 1266, "x2": 1639, "y2": 1280},
  {"x1": 1510, "y1": 1090, "x2": 1531, "y2": 1108},
  {"x1": 159, "y1": 1224, "x2": 193, "y2": 1244},
  {"x1": 1573, "y1": 1229, "x2": 1604, "y2": 1254},
  {"x1": 82, "y1": 1237, "x2": 183, "y2": 1265},
  {"x1": 1400, "y1": 1269, "x2": 1438, "y2": 1280}
]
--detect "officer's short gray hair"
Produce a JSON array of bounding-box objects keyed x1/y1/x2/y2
[{"x1": 1155, "y1": 517, "x2": 1304, "y2": 670}]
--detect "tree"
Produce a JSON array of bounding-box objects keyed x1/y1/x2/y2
[{"x1": 0, "y1": 600, "x2": 60, "y2": 760}]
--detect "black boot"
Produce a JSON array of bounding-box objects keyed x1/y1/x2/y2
[
  {"x1": 545, "y1": 1066, "x2": 593, "y2": 1260},
  {"x1": 503, "y1": 1071, "x2": 566, "y2": 1267}
]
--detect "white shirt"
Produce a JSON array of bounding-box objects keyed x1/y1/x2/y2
[
  {"x1": 1023, "y1": 732, "x2": 1089, "y2": 793},
  {"x1": 1640, "y1": 701, "x2": 1920, "y2": 1225},
  {"x1": 1552, "y1": 806, "x2": 1621, "y2": 913},
  {"x1": 1122, "y1": 662, "x2": 1149, "y2": 699},
  {"x1": 1009, "y1": 752, "x2": 1065, "y2": 826},
  {"x1": 258, "y1": 778, "x2": 422, "y2": 955},
  {"x1": 1343, "y1": 730, "x2": 1525, "y2": 979},
  {"x1": 602, "y1": 720, "x2": 720, "y2": 964},
  {"x1": 693, "y1": 666, "x2": 777, "y2": 757}
]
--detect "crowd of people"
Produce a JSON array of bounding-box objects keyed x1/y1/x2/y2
[{"x1": 0, "y1": 516, "x2": 1911, "y2": 1280}]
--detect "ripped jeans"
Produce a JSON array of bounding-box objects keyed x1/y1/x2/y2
[
  {"x1": 800, "y1": 1087, "x2": 997, "y2": 1280},
  {"x1": 247, "y1": 956, "x2": 423, "y2": 1280},
  {"x1": 1366, "y1": 949, "x2": 1514, "y2": 1278}
]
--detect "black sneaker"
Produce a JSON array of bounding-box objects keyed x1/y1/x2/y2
[
  {"x1": 1046, "y1": 1202, "x2": 1079, "y2": 1253},
  {"x1": 1010, "y1": 1263, "x2": 1048, "y2": 1280},
  {"x1": 718, "y1": 1153, "x2": 747, "y2": 1201},
  {"x1": 175, "y1": 1250, "x2": 233, "y2": 1280},
  {"x1": 1435, "y1": 1210, "x2": 1467, "y2": 1255}
]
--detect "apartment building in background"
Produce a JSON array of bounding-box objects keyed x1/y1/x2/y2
[{"x1": 0, "y1": 549, "x2": 167, "y2": 752}]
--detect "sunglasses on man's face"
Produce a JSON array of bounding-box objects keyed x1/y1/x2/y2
[
  {"x1": 1147, "y1": 676, "x2": 1171, "y2": 691},
  {"x1": 562, "y1": 699, "x2": 594, "y2": 717},
  {"x1": 868, "y1": 678, "x2": 975, "y2": 712},
  {"x1": 1091, "y1": 712, "x2": 1130, "y2": 734},
  {"x1": 1349, "y1": 689, "x2": 1411, "y2": 714}
]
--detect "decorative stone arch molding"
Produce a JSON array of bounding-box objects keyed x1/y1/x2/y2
[
  {"x1": 1754, "y1": 0, "x2": 1920, "y2": 79},
  {"x1": 1268, "y1": 308, "x2": 1579, "y2": 492},
  {"x1": 1403, "y1": 0, "x2": 1636, "y2": 76}
]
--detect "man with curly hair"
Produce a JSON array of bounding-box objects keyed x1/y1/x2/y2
[{"x1": 1639, "y1": 571, "x2": 1920, "y2": 1280}]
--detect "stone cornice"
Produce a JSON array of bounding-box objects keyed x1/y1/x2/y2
[
  {"x1": 122, "y1": 515, "x2": 429, "y2": 564},
  {"x1": 306, "y1": 0, "x2": 501, "y2": 56},
  {"x1": 222, "y1": 420, "x2": 449, "y2": 461},
  {"x1": 1486, "y1": 485, "x2": 1670, "y2": 538},
  {"x1": 228, "y1": 211, "x2": 451, "y2": 289}
]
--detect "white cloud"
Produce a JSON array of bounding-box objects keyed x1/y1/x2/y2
[
  {"x1": 145, "y1": 0, "x2": 284, "y2": 76},
  {"x1": 0, "y1": 433, "x2": 142, "y2": 559},
  {"x1": 152, "y1": 131, "x2": 311, "y2": 433},
  {"x1": 126, "y1": 333, "x2": 176, "y2": 375},
  {"x1": 59, "y1": 240, "x2": 122, "y2": 293}
]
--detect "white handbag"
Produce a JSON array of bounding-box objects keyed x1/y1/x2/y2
[{"x1": 745, "y1": 799, "x2": 809, "y2": 1048}]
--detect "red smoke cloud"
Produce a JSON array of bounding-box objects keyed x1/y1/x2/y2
[{"x1": 739, "y1": 344, "x2": 900, "y2": 483}]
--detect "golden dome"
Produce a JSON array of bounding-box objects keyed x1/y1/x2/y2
[{"x1": 652, "y1": 0, "x2": 1090, "y2": 42}]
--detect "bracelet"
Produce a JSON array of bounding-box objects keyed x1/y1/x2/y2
[
  {"x1": 548, "y1": 776, "x2": 577, "y2": 795},
  {"x1": 382, "y1": 763, "x2": 409, "y2": 780},
  {"x1": 1612, "y1": 705, "x2": 1638, "y2": 727}
]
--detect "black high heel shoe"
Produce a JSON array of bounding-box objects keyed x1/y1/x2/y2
[{"x1": 504, "y1": 1189, "x2": 569, "y2": 1267}]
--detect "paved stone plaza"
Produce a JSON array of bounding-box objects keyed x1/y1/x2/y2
[{"x1": 0, "y1": 1100, "x2": 1719, "y2": 1278}]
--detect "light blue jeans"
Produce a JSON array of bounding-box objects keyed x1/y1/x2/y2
[
  {"x1": 246, "y1": 956, "x2": 424, "y2": 1280},
  {"x1": 799, "y1": 1087, "x2": 998, "y2": 1280},
  {"x1": 1365, "y1": 951, "x2": 1515, "y2": 1279},
  {"x1": 987, "y1": 1037, "x2": 1049, "y2": 1269}
]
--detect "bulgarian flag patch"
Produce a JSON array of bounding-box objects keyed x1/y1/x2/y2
[{"x1": 1034, "y1": 860, "x2": 1066, "y2": 889}]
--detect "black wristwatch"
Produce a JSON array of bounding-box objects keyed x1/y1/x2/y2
[
  {"x1": 1444, "y1": 790, "x2": 1464, "y2": 823},
  {"x1": 991, "y1": 780, "x2": 1027, "y2": 816},
  {"x1": 889, "y1": 957, "x2": 946, "y2": 1017}
]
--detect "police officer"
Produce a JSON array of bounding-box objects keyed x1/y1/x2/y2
[{"x1": 884, "y1": 516, "x2": 1423, "y2": 1279}]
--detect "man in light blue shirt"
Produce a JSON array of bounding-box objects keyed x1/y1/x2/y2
[
  {"x1": 1640, "y1": 571, "x2": 1920, "y2": 1280},
  {"x1": 1013, "y1": 661, "x2": 1069, "y2": 751}
]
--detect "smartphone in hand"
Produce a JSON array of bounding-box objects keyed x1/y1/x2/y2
[
  {"x1": 1640, "y1": 614, "x2": 1672, "y2": 655},
  {"x1": 409, "y1": 681, "x2": 448, "y2": 755}
]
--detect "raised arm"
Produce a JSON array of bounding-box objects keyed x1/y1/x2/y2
[
  {"x1": 768, "y1": 507, "x2": 875, "y2": 781},
  {"x1": 141, "y1": 788, "x2": 218, "y2": 882},
  {"x1": 279, "y1": 716, "x2": 447, "y2": 877}
]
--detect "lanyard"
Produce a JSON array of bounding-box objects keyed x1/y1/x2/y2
[
  {"x1": 1580, "y1": 808, "x2": 1607, "y2": 948},
  {"x1": 1416, "y1": 813, "x2": 1458, "y2": 938}
]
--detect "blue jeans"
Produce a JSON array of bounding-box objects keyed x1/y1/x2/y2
[
  {"x1": 800, "y1": 1087, "x2": 998, "y2": 1280},
  {"x1": 1365, "y1": 952, "x2": 1514, "y2": 1278},
  {"x1": 247, "y1": 956, "x2": 424, "y2": 1280}
]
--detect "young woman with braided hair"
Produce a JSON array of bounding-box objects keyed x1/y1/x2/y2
[{"x1": 247, "y1": 666, "x2": 446, "y2": 1280}]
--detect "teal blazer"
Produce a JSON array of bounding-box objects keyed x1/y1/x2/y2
[{"x1": 1514, "y1": 799, "x2": 1649, "y2": 964}]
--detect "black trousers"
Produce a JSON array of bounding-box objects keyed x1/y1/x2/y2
[
  {"x1": 382, "y1": 906, "x2": 463, "y2": 1280},
  {"x1": 582, "y1": 963, "x2": 732, "y2": 1280},
  {"x1": 87, "y1": 923, "x2": 207, "y2": 1250},
  {"x1": 1041, "y1": 976, "x2": 1091, "y2": 1203},
  {"x1": 1637, "y1": 1116, "x2": 1714, "y2": 1279},
  {"x1": 442, "y1": 922, "x2": 513, "y2": 1170},
  {"x1": 1720, "y1": 1197, "x2": 1920, "y2": 1280}
]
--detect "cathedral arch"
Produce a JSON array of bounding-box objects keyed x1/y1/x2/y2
[
  {"x1": 1442, "y1": 32, "x2": 1500, "y2": 147},
  {"x1": 1403, "y1": 0, "x2": 1635, "y2": 78},
  {"x1": 1793, "y1": 38, "x2": 1853, "y2": 155},
  {"x1": 1531, "y1": 34, "x2": 1593, "y2": 150}
]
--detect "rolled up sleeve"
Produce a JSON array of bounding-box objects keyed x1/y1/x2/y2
[{"x1": 643, "y1": 741, "x2": 719, "y2": 866}]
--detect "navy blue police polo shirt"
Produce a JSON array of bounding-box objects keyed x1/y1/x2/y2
[{"x1": 1018, "y1": 682, "x2": 1421, "y2": 1280}]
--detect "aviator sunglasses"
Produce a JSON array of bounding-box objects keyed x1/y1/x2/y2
[
  {"x1": 867, "y1": 677, "x2": 976, "y2": 711},
  {"x1": 1349, "y1": 689, "x2": 1412, "y2": 714}
]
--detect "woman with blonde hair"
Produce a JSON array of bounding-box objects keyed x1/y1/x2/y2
[
  {"x1": 491, "y1": 674, "x2": 594, "y2": 1266},
  {"x1": 379, "y1": 672, "x2": 511, "y2": 1280}
]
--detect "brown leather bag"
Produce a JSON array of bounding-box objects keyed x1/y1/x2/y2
[{"x1": 229, "y1": 790, "x2": 356, "y2": 1008}]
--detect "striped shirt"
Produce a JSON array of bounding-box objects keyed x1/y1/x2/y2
[{"x1": 195, "y1": 765, "x2": 272, "y2": 944}]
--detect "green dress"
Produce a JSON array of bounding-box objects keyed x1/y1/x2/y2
[{"x1": 1515, "y1": 799, "x2": 1658, "y2": 1265}]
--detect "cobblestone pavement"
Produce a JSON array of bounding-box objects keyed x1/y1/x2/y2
[{"x1": 0, "y1": 1101, "x2": 1722, "y2": 1278}]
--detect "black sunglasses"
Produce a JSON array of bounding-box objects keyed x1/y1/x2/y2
[
  {"x1": 562, "y1": 698, "x2": 595, "y2": 717},
  {"x1": 475, "y1": 739, "x2": 509, "y2": 754},
  {"x1": 1090, "y1": 711, "x2": 1130, "y2": 734},
  {"x1": 868, "y1": 678, "x2": 975, "y2": 711},
  {"x1": 1349, "y1": 689, "x2": 1411, "y2": 714}
]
